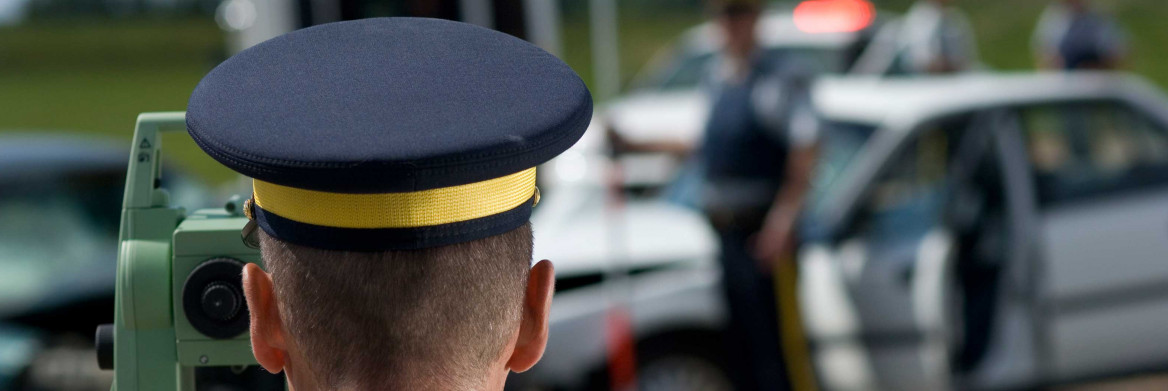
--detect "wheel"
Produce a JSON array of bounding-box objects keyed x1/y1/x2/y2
[
  {"x1": 635, "y1": 331, "x2": 733, "y2": 391},
  {"x1": 638, "y1": 353, "x2": 733, "y2": 391}
]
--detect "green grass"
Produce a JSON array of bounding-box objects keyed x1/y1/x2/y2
[
  {"x1": 871, "y1": 0, "x2": 1168, "y2": 88},
  {"x1": 2, "y1": 2, "x2": 1168, "y2": 185},
  {"x1": 0, "y1": 17, "x2": 234, "y2": 183},
  {"x1": 561, "y1": 7, "x2": 706, "y2": 93}
]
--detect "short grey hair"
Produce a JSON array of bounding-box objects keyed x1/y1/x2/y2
[{"x1": 259, "y1": 223, "x2": 533, "y2": 389}]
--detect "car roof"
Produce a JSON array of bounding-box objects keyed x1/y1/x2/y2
[
  {"x1": 681, "y1": 8, "x2": 868, "y2": 54},
  {"x1": 0, "y1": 133, "x2": 127, "y2": 179},
  {"x1": 813, "y1": 71, "x2": 1163, "y2": 127}
]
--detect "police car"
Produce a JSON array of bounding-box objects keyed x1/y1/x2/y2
[{"x1": 800, "y1": 72, "x2": 1168, "y2": 390}]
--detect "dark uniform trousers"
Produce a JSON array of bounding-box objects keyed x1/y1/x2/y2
[{"x1": 708, "y1": 209, "x2": 789, "y2": 391}]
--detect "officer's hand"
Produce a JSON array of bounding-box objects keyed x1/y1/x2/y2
[
  {"x1": 752, "y1": 209, "x2": 797, "y2": 271},
  {"x1": 605, "y1": 121, "x2": 631, "y2": 156}
]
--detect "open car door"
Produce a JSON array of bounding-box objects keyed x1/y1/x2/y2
[{"x1": 799, "y1": 111, "x2": 1003, "y2": 391}]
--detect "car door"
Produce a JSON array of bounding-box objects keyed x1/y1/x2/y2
[
  {"x1": 1013, "y1": 99, "x2": 1168, "y2": 380},
  {"x1": 801, "y1": 112, "x2": 999, "y2": 391}
]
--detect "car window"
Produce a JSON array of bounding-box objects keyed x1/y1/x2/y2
[
  {"x1": 657, "y1": 52, "x2": 715, "y2": 91},
  {"x1": 770, "y1": 47, "x2": 846, "y2": 76},
  {"x1": 848, "y1": 116, "x2": 973, "y2": 243},
  {"x1": 636, "y1": 46, "x2": 844, "y2": 92},
  {"x1": 1018, "y1": 101, "x2": 1168, "y2": 205},
  {"x1": 809, "y1": 121, "x2": 877, "y2": 213}
]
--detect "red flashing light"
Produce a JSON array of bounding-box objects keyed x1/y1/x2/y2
[{"x1": 793, "y1": 0, "x2": 876, "y2": 34}]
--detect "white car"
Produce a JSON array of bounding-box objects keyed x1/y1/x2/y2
[{"x1": 800, "y1": 72, "x2": 1168, "y2": 390}]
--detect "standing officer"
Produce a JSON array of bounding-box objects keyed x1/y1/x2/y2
[
  {"x1": 699, "y1": 1, "x2": 819, "y2": 389},
  {"x1": 185, "y1": 18, "x2": 592, "y2": 390},
  {"x1": 850, "y1": 0, "x2": 978, "y2": 75},
  {"x1": 1033, "y1": 0, "x2": 1128, "y2": 70},
  {"x1": 603, "y1": 2, "x2": 819, "y2": 388},
  {"x1": 899, "y1": 0, "x2": 979, "y2": 74}
]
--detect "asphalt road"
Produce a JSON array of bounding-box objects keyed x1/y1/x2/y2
[{"x1": 1058, "y1": 375, "x2": 1168, "y2": 391}]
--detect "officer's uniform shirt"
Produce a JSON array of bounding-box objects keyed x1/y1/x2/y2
[
  {"x1": 900, "y1": 1, "x2": 978, "y2": 73},
  {"x1": 698, "y1": 52, "x2": 819, "y2": 215},
  {"x1": 1033, "y1": 3, "x2": 1127, "y2": 69}
]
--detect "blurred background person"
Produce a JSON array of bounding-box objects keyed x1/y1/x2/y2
[
  {"x1": 849, "y1": 0, "x2": 978, "y2": 75},
  {"x1": 1032, "y1": 0, "x2": 1129, "y2": 206},
  {"x1": 1033, "y1": 0, "x2": 1128, "y2": 70},
  {"x1": 606, "y1": 1, "x2": 822, "y2": 389},
  {"x1": 899, "y1": 0, "x2": 977, "y2": 74},
  {"x1": 697, "y1": 1, "x2": 820, "y2": 389}
]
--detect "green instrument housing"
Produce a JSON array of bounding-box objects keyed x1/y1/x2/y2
[
  {"x1": 172, "y1": 211, "x2": 259, "y2": 368},
  {"x1": 105, "y1": 112, "x2": 275, "y2": 390}
]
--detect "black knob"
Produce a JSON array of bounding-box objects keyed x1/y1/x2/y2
[
  {"x1": 95, "y1": 323, "x2": 114, "y2": 370},
  {"x1": 183, "y1": 257, "x2": 249, "y2": 339},
  {"x1": 202, "y1": 282, "x2": 243, "y2": 322}
]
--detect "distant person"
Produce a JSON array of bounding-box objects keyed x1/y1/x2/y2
[
  {"x1": 848, "y1": 0, "x2": 978, "y2": 75},
  {"x1": 1033, "y1": 0, "x2": 1128, "y2": 70},
  {"x1": 698, "y1": 0, "x2": 819, "y2": 389},
  {"x1": 607, "y1": 1, "x2": 821, "y2": 389},
  {"x1": 899, "y1": 0, "x2": 979, "y2": 74}
]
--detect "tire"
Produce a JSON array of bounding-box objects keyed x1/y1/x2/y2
[{"x1": 635, "y1": 331, "x2": 733, "y2": 391}]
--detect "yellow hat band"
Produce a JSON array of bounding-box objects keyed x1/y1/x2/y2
[{"x1": 253, "y1": 167, "x2": 537, "y2": 229}]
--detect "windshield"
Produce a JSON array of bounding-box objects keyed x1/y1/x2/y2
[
  {"x1": 0, "y1": 168, "x2": 213, "y2": 316},
  {"x1": 0, "y1": 172, "x2": 122, "y2": 315},
  {"x1": 635, "y1": 46, "x2": 846, "y2": 92},
  {"x1": 809, "y1": 121, "x2": 878, "y2": 213}
]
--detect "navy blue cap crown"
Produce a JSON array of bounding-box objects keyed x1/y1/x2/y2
[{"x1": 186, "y1": 17, "x2": 592, "y2": 250}]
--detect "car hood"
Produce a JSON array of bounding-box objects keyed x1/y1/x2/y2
[
  {"x1": 605, "y1": 90, "x2": 709, "y2": 146},
  {"x1": 531, "y1": 184, "x2": 716, "y2": 277},
  {"x1": 0, "y1": 322, "x2": 41, "y2": 388}
]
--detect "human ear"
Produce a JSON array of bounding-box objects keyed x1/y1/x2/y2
[
  {"x1": 506, "y1": 259, "x2": 555, "y2": 373},
  {"x1": 242, "y1": 262, "x2": 288, "y2": 374}
]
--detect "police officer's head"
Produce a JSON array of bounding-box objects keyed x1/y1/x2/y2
[
  {"x1": 244, "y1": 224, "x2": 552, "y2": 390},
  {"x1": 713, "y1": 0, "x2": 761, "y2": 59},
  {"x1": 186, "y1": 18, "x2": 591, "y2": 390},
  {"x1": 1060, "y1": 0, "x2": 1088, "y2": 11}
]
